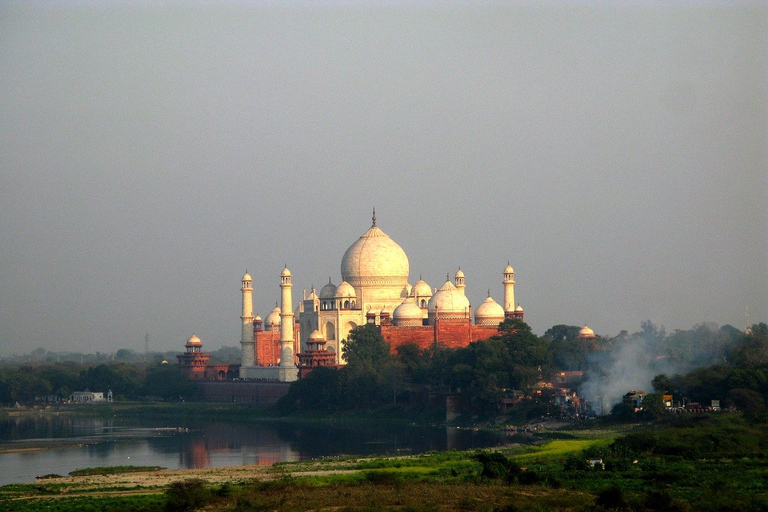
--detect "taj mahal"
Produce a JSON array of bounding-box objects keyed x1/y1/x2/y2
[{"x1": 236, "y1": 209, "x2": 524, "y2": 382}]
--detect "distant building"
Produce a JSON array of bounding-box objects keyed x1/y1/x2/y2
[
  {"x1": 623, "y1": 390, "x2": 646, "y2": 409},
  {"x1": 577, "y1": 325, "x2": 596, "y2": 340},
  {"x1": 177, "y1": 334, "x2": 238, "y2": 381},
  {"x1": 70, "y1": 389, "x2": 112, "y2": 403}
]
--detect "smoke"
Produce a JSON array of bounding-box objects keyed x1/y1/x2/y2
[
  {"x1": 577, "y1": 322, "x2": 737, "y2": 414},
  {"x1": 578, "y1": 335, "x2": 673, "y2": 414}
]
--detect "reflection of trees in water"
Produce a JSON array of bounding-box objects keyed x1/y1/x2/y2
[
  {"x1": 1, "y1": 415, "x2": 508, "y2": 473},
  {"x1": 0, "y1": 415, "x2": 123, "y2": 441},
  {"x1": 269, "y1": 423, "x2": 505, "y2": 459},
  {"x1": 0, "y1": 415, "x2": 74, "y2": 440}
]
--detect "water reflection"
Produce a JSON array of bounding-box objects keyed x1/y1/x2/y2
[{"x1": 0, "y1": 414, "x2": 508, "y2": 485}]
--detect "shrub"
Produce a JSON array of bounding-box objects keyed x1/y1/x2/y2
[
  {"x1": 164, "y1": 478, "x2": 212, "y2": 512},
  {"x1": 595, "y1": 485, "x2": 629, "y2": 511},
  {"x1": 476, "y1": 452, "x2": 522, "y2": 483}
]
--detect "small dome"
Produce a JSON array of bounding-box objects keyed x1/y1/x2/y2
[
  {"x1": 319, "y1": 279, "x2": 337, "y2": 299},
  {"x1": 254, "y1": 315, "x2": 262, "y2": 322},
  {"x1": 380, "y1": 305, "x2": 390, "y2": 315},
  {"x1": 455, "y1": 269, "x2": 465, "y2": 279},
  {"x1": 578, "y1": 325, "x2": 595, "y2": 338},
  {"x1": 475, "y1": 295, "x2": 504, "y2": 323},
  {"x1": 515, "y1": 304, "x2": 524, "y2": 312},
  {"x1": 242, "y1": 271, "x2": 252, "y2": 281},
  {"x1": 281, "y1": 267, "x2": 291, "y2": 277},
  {"x1": 412, "y1": 278, "x2": 432, "y2": 298},
  {"x1": 427, "y1": 279, "x2": 470, "y2": 315},
  {"x1": 335, "y1": 281, "x2": 356, "y2": 298},
  {"x1": 504, "y1": 264, "x2": 514, "y2": 274},
  {"x1": 186, "y1": 334, "x2": 202, "y2": 347},
  {"x1": 393, "y1": 296, "x2": 423, "y2": 323},
  {"x1": 265, "y1": 306, "x2": 281, "y2": 327},
  {"x1": 309, "y1": 329, "x2": 324, "y2": 341}
]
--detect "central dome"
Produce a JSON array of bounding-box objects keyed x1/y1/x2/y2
[{"x1": 341, "y1": 215, "x2": 409, "y2": 287}]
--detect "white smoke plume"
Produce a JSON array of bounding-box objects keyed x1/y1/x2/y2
[
  {"x1": 576, "y1": 322, "x2": 737, "y2": 414},
  {"x1": 578, "y1": 334, "x2": 675, "y2": 414}
]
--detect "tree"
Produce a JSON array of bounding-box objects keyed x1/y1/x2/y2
[
  {"x1": 493, "y1": 318, "x2": 552, "y2": 387},
  {"x1": 342, "y1": 324, "x2": 391, "y2": 368},
  {"x1": 651, "y1": 374, "x2": 674, "y2": 394},
  {"x1": 341, "y1": 325, "x2": 394, "y2": 408},
  {"x1": 543, "y1": 325, "x2": 582, "y2": 343},
  {"x1": 142, "y1": 363, "x2": 197, "y2": 400},
  {"x1": 726, "y1": 388, "x2": 765, "y2": 414},
  {"x1": 115, "y1": 349, "x2": 135, "y2": 361}
]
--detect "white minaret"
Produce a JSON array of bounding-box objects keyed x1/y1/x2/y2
[
  {"x1": 279, "y1": 267, "x2": 295, "y2": 368},
  {"x1": 240, "y1": 271, "x2": 255, "y2": 368},
  {"x1": 503, "y1": 263, "x2": 515, "y2": 317}
]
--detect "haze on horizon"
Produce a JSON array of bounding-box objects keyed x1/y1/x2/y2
[{"x1": 1, "y1": 1, "x2": 766, "y2": 357}]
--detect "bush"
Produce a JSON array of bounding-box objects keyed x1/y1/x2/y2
[
  {"x1": 563, "y1": 454, "x2": 591, "y2": 472},
  {"x1": 476, "y1": 452, "x2": 522, "y2": 483},
  {"x1": 164, "y1": 478, "x2": 212, "y2": 512},
  {"x1": 595, "y1": 485, "x2": 629, "y2": 511}
]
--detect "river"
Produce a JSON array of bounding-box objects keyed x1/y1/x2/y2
[{"x1": 0, "y1": 410, "x2": 512, "y2": 485}]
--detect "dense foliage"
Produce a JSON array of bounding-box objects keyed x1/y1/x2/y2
[
  {"x1": 278, "y1": 320, "x2": 768, "y2": 420},
  {"x1": 0, "y1": 361, "x2": 198, "y2": 404},
  {"x1": 278, "y1": 320, "x2": 554, "y2": 418}
]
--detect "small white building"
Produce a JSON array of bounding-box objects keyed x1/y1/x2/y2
[{"x1": 69, "y1": 389, "x2": 113, "y2": 403}]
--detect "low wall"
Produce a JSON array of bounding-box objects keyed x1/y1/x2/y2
[{"x1": 197, "y1": 381, "x2": 292, "y2": 404}]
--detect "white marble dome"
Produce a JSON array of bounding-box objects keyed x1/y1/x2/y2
[
  {"x1": 412, "y1": 278, "x2": 432, "y2": 298},
  {"x1": 319, "y1": 280, "x2": 337, "y2": 299},
  {"x1": 341, "y1": 221, "x2": 409, "y2": 288},
  {"x1": 335, "y1": 281, "x2": 356, "y2": 298},
  {"x1": 393, "y1": 296, "x2": 423, "y2": 325},
  {"x1": 242, "y1": 271, "x2": 252, "y2": 281},
  {"x1": 265, "y1": 306, "x2": 281, "y2": 327},
  {"x1": 427, "y1": 279, "x2": 470, "y2": 315},
  {"x1": 475, "y1": 295, "x2": 505, "y2": 325}
]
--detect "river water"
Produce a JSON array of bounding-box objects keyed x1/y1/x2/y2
[{"x1": 0, "y1": 412, "x2": 511, "y2": 485}]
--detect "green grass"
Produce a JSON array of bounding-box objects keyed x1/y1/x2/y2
[
  {"x1": 511, "y1": 438, "x2": 612, "y2": 462},
  {"x1": 68, "y1": 465, "x2": 165, "y2": 476}
]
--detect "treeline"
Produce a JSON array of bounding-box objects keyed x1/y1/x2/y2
[
  {"x1": 647, "y1": 323, "x2": 768, "y2": 418},
  {"x1": 278, "y1": 319, "x2": 557, "y2": 419},
  {"x1": 1, "y1": 345, "x2": 241, "y2": 365},
  {"x1": 279, "y1": 319, "x2": 767, "y2": 420},
  {"x1": 0, "y1": 362, "x2": 198, "y2": 404}
]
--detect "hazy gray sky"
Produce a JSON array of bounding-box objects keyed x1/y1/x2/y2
[{"x1": 1, "y1": 1, "x2": 766, "y2": 356}]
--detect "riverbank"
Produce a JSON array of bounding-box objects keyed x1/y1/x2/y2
[{"x1": 5, "y1": 415, "x2": 768, "y2": 512}]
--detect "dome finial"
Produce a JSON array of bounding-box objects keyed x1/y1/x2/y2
[
  {"x1": 372, "y1": 207, "x2": 377, "y2": 227},
  {"x1": 487, "y1": 289, "x2": 491, "y2": 297}
]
